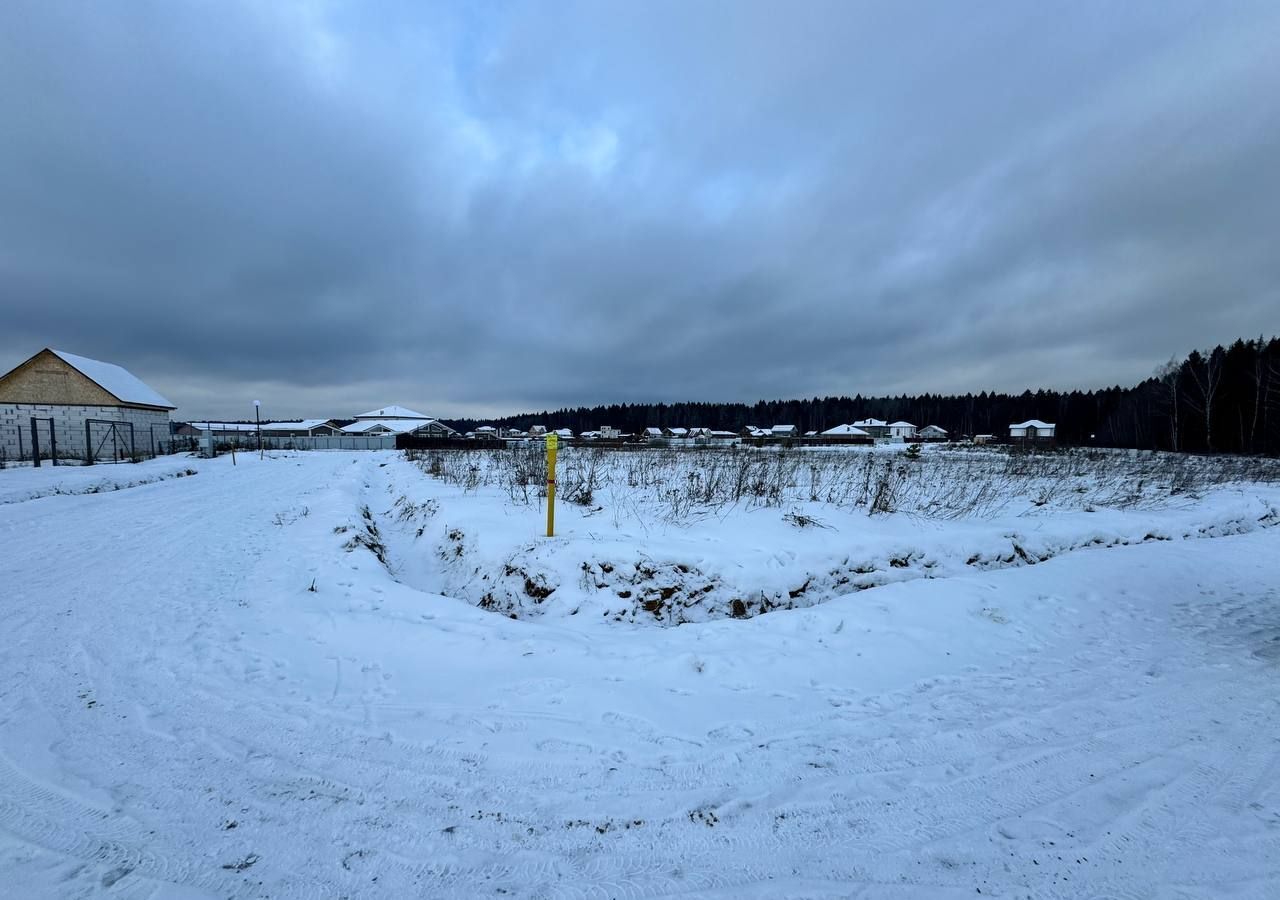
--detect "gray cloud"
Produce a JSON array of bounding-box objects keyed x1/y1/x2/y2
[{"x1": 2, "y1": 0, "x2": 1278, "y2": 419}]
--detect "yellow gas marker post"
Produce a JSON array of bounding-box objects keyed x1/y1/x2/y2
[{"x1": 545, "y1": 433, "x2": 558, "y2": 537}]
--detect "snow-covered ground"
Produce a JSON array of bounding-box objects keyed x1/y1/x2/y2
[{"x1": 1, "y1": 449, "x2": 1278, "y2": 898}]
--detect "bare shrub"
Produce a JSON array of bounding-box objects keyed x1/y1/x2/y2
[{"x1": 405, "y1": 445, "x2": 1280, "y2": 522}]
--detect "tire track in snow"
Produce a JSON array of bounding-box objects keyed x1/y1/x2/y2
[{"x1": 0, "y1": 753, "x2": 235, "y2": 895}]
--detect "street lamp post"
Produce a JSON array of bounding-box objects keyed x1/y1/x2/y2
[{"x1": 254, "y1": 400, "x2": 262, "y2": 459}]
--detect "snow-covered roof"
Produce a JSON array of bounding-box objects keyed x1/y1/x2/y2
[
  {"x1": 354, "y1": 405, "x2": 430, "y2": 420},
  {"x1": 189, "y1": 419, "x2": 332, "y2": 433},
  {"x1": 852, "y1": 418, "x2": 887, "y2": 427},
  {"x1": 554, "y1": 428, "x2": 574, "y2": 437},
  {"x1": 475, "y1": 425, "x2": 497, "y2": 432},
  {"x1": 341, "y1": 420, "x2": 389, "y2": 433},
  {"x1": 667, "y1": 427, "x2": 688, "y2": 435},
  {"x1": 710, "y1": 430, "x2": 738, "y2": 438},
  {"x1": 645, "y1": 427, "x2": 663, "y2": 435},
  {"x1": 920, "y1": 425, "x2": 948, "y2": 434},
  {"x1": 821, "y1": 424, "x2": 871, "y2": 437},
  {"x1": 341, "y1": 418, "x2": 442, "y2": 435},
  {"x1": 263, "y1": 419, "x2": 332, "y2": 432},
  {"x1": 188, "y1": 422, "x2": 257, "y2": 433},
  {"x1": 889, "y1": 421, "x2": 916, "y2": 428},
  {"x1": 51, "y1": 349, "x2": 175, "y2": 409},
  {"x1": 771, "y1": 425, "x2": 797, "y2": 433},
  {"x1": 1010, "y1": 420, "x2": 1055, "y2": 429}
]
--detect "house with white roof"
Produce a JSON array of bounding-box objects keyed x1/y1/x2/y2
[
  {"x1": 186, "y1": 419, "x2": 338, "y2": 438},
  {"x1": 918, "y1": 425, "x2": 948, "y2": 440},
  {"x1": 341, "y1": 405, "x2": 456, "y2": 437},
  {"x1": 888, "y1": 421, "x2": 917, "y2": 439},
  {"x1": 0, "y1": 347, "x2": 176, "y2": 463},
  {"x1": 1009, "y1": 420, "x2": 1056, "y2": 442},
  {"x1": 771, "y1": 425, "x2": 798, "y2": 438},
  {"x1": 820, "y1": 423, "x2": 873, "y2": 440},
  {"x1": 852, "y1": 418, "x2": 890, "y2": 438}
]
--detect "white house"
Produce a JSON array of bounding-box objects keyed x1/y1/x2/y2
[
  {"x1": 918, "y1": 425, "x2": 948, "y2": 440},
  {"x1": 343, "y1": 405, "x2": 456, "y2": 437},
  {"x1": 553, "y1": 428, "x2": 574, "y2": 439},
  {"x1": 820, "y1": 423, "x2": 872, "y2": 439},
  {"x1": 341, "y1": 418, "x2": 454, "y2": 437},
  {"x1": 888, "y1": 421, "x2": 917, "y2": 439},
  {"x1": 665, "y1": 427, "x2": 689, "y2": 437},
  {"x1": 644, "y1": 427, "x2": 664, "y2": 441},
  {"x1": 1009, "y1": 420, "x2": 1056, "y2": 441}
]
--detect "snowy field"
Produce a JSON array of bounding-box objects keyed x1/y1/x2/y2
[{"x1": 2, "y1": 447, "x2": 1279, "y2": 898}]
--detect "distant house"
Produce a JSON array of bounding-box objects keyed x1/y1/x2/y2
[
  {"x1": 189, "y1": 419, "x2": 339, "y2": 438},
  {"x1": 0, "y1": 348, "x2": 176, "y2": 462},
  {"x1": 771, "y1": 425, "x2": 798, "y2": 438},
  {"x1": 888, "y1": 421, "x2": 917, "y2": 439},
  {"x1": 644, "y1": 427, "x2": 664, "y2": 441},
  {"x1": 1009, "y1": 420, "x2": 1056, "y2": 442},
  {"x1": 354, "y1": 405, "x2": 430, "y2": 421},
  {"x1": 474, "y1": 425, "x2": 498, "y2": 438},
  {"x1": 918, "y1": 425, "x2": 948, "y2": 440},
  {"x1": 553, "y1": 428, "x2": 574, "y2": 439},
  {"x1": 599, "y1": 425, "x2": 620, "y2": 440},
  {"x1": 665, "y1": 427, "x2": 689, "y2": 438},
  {"x1": 973, "y1": 434, "x2": 996, "y2": 445},
  {"x1": 342, "y1": 405, "x2": 457, "y2": 437},
  {"x1": 528, "y1": 425, "x2": 547, "y2": 437},
  {"x1": 741, "y1": 425, "x2": 767, "y2": 438},
  {"x1": 820, "y1": 423, "x2": 872, "y2": 439},
  {"x1": 341, "y1": 418, "x2": 454, "y2": 437},
  {"x1": 852, "y1": 418, "x2": 890, "y2": 438}
]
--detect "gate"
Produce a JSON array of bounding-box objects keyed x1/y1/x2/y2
[
  {"x1": 25, "y1": 417, "x2": 60, "y2": 467},
  {"x1": 85, "y1": 419, "x2": 137, "y2": 464}
]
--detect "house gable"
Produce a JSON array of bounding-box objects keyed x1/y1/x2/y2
[{"x1": 0, "y1": 349, "x2": 122, "y2": 406}]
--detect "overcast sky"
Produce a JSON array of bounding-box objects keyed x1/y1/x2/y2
[{"x1": 2, "y1": 1, "x2": 1278, "y2": 420}]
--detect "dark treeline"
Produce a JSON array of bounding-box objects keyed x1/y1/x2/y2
[{"x1": 447, "y1": 336, "x2": 1280, "y2": 455}]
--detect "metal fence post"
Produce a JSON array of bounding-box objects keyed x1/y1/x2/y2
[
  {"x1": 30, "y1": 417, "x2": 41, "y2": 468},
  {"x1": 48, "y1": 417, "x2": 57, "y2": 466}
]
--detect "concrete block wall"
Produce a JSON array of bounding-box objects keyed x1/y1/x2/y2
[{"x1": 0, "y1": 403, "x2": 172, "y2": 462}]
